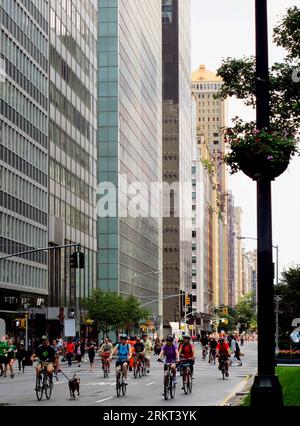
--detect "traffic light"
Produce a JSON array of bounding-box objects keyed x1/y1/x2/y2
[
  {"x1": 70, "y1": 252, "x2": 78, "y2": 268},
  {"x1": 220, "y1": 307, "x2": 228, "y2": 316},
  {"x1": 79, "y1": 252, "x2": 85, "y2": 269},
  {"x1": 185, "y1": 295, "x2": 190, "y2": 306}
]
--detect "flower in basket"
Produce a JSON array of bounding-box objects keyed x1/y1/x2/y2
[{"x1": 222, "y1": 118, "x2": 299, "y2": 181}]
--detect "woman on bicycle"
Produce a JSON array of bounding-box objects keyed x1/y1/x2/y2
[
  {"x1": 99, "y1": 337, "x2": 113, "y2": 373},
  {"x1": 178, "y1": 334, "x2": 196, "y2": 376},
  {"x1": 158, "y1": 336, "x2": 179, "y2": 384},
  {"x1": 109, "y1": 334, "x2": 132, "y2": 385},
  {"x1": 216, "y1": 337, "x2": 230, "y2": 377}
]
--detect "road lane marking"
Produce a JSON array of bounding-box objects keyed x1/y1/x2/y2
[
  {"x1": 218, "y1": 374, "x2": 252, "y2": 406},
  {"x1": 96, "y1": 397, "x2": 113, "y2": 403},
  {"x1": 145, "y1": 382, "x2": 155, "y2": 386}
]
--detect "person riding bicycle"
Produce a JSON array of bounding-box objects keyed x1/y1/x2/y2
[
  {"x1": 99, "y1": 337, "x2": 113, "y2": 373},
  {"x1": 200, "y1": 334, "x2": 209, "y2": 359},
  {"x1": 208, "y1": 336, "x2": 218, "y2": 364},
  {"x1": 109, "y1": 334, "x2": 132, "y2": 385},
  {"x1": 142, "y1": 333, "x2": 152, "y2": 374},
  {"x1": 216, "y1": 336, "x2": 230, "y2": 377},
  {"x1": 178, "y1": 334, "x2": 196, "y2": 378},
  {"x1": 133, "y1": 337, "x2": 145, "y2": 370},
  {"x1": 158, "y1": 335, "x2": 179, "y2": 385},
  {"x1": 31, "y1": 335, "x2": 55, "y2": 389}
]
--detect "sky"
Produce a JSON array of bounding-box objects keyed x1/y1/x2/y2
[{"x1": 191, "y1": 0, "x2": 300, "y2": 278}]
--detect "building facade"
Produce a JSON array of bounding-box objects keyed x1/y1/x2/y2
[
  {"x1": 0, "y1": 0, "x2": 49, "y2": 334},
  {"x1": 48, "y1": 0, "x2": 98, "y2": 332},
  {"x1": 97, "y1": 0, "x2": 163, "y2": 325},
  {"x1": 162, "y1": 0, "x2": 192, "y2": 332},
  {"x1": 191, "y1": 65, "x2": 228, "y2": 311}
]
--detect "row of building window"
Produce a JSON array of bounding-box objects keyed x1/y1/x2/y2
[
  {"x1": 50, "y1": 45, "x2": 91, "y2": 110},
  {"x1": 50, "y1": 83, "x2": 90, "y2": 141},
  {"x1": 49, "y1": 159, "x2": 93, "y2": 205},
  {"x1": 0, "y1": 237, "x2": 47, "y2": 264},
  {"x1": 50, "y1": 8, "x2": 91, "y2": 78},
  {"x1": 2, "y1": 54, "x2": 47, "y2": 111},
  {"x1": 2, "y1": 31, "x2": 47, "y2": 96},
  {"x1": 2, "y1": 80, "x2": 47, "y2": 134},
  {"x1": 19, "y1": 0, "x2": 48, "y2": 34},
  {"x1": 0, "y1": 212, "x2": 47, "y2": 250},
  {"x1": 0, "y1": 121, "x2": 47, "y2": 172},
  {"x1": 1, "y1": 7, "x2": 48, "y2": 72},
  {"x1": 49, "y1": 120, "x2": 90, "y2": 172},
  {"x1": 49, "y1": 195, "x2": 94, "y2": 237},
  {"x1": 0, "y1": 145, "x2": 47, "y2": 187},
  {"x1": 0, "y1": 190, "x2": 47, "y2": 226},
  {"x1": 0, "y1": 257, "x2": 47, "y2": 288},
  {"x1": 0, "y1": 168, "x2": 47, "y2": 211},
  {"x1": 0, "y1": 99, "x2": 47, "y2": 149},
  {"x1": 199, "y1": 117, "x2": 219, "y2": 122},
  {"x1": 193, "y1": 83, "x2": 222, "y2": 91}
]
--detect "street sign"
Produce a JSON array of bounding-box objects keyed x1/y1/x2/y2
[
  {"x1": 0, "y1": 318, "x2": 5, "y2": 337},
  {"x1": 274, "y1": 295, "x2": 283, "y2": 302}
]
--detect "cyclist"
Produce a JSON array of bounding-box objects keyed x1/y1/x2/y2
[
  {"x1": 133, "y1": 336, "x2": 145, "y2": 372},
  {"x1": 31, "y1": 335, "x2": 55, "y2": 389},
  {"x1": 109, "y1": 334, "x2": 132, "y2": 385},
  {"x1": 216, "y1": 336, "x2": 230, "y2": 377},
  {"x1": 142, "y1": 333, "x2": 152, "y2": 374},
  {"x1": 200, "y1": 334, "x2": 209, "y2": 359},
  {"x1": 208, "y1": 336, "x2": 218, "y2": 364},
  {"x1": 158, "y1": 336, "x2": 179, "y2": 384},
  {"x1": 99, "y1": 337, "x2": 113, "y2": 373},
  {"x1": 178, "y1": 334, "x2": 196, "y2": 378}
]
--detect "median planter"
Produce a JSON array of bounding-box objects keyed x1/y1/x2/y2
[{"x1": 276, "y1": 350, "x2": 300, "y2": 364}]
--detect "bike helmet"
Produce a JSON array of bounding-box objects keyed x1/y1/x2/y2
[
  {"x1": 120, "y1": 334, "x2": 127, "y2": 340},
  {"x1": 183, "y1": 334, "x2": 190, "y2": 339},
  {"x1": 41, "y1": 335, "x2": 49, "y2": 341},
  {"x1": 166, "y1": 335, "x2": 173, "y2": 342}
]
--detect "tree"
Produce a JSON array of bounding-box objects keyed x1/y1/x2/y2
[
  {"x1": 215, "y1": 7, "x2": 300, "y2": 178},
  {"x1": 235, "y1": 292, "x2": 257, "y2": 330},
  {"x1": 275, "y1": 266, "x2": 300, "y2": 335}
]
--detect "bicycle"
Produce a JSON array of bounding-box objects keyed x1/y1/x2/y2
[
  {"x1": 202, "y1": 345, "x2": 208, "y2": 360},
  {"x1": 101, "y1": 353, "x2": 110, "y2": 378},
  {"x1": 133, "y1": 354, "x2": 142, "y2": 378},
  {"x1": 180, "y1": 359, "x2": 193, "y2": 395},
  {"x1": 158, "y1": 359, "x2": 176, "y2": 400},
  {"x1": 35, "y1": 364, "x2": 53, "y2": 401},
  {"x1": 116, "y1": 364, "x2": 127, "y2": 397},
  {"x1": 208, "y1": 349, "x2": 216, "y2": 364},
  {"x1": 141, "y1": 356, "x2": 147, "y2": 377},
  {"x1": 218, "y1": 355, "x2": 229, "y2": 380}
]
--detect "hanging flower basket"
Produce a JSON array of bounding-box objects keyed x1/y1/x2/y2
[{"x1": 224, "y1": 125, "x2": 298, "y2": 181}]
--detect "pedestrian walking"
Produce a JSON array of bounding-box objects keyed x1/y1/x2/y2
[
  {"x1": 0, "y1": 336, "x2": 9, "y2": 377},
  {"x1": 87, "y1": 341, "x2": 96, "y2": 372},
  {"x1": 66, "y1": 339, "x2": 75, "y2": 367},
  {"x1": 76, "y1": 341, "x2": 82, "y2": 367},
  {"x1": 16, "y1": 343, "x2": 26, "y2": 373},
  {"x1": 6, "y1": 338, "x2": 17, "y2": 378}
]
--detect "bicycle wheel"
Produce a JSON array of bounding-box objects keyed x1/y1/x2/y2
[
  {"x1": 182, "y1": 369, "x2": 188, "y2": 395},
  {"x1": 35, "y1": 374, "x2": 43, "y2": 401},
  {"x1": 44, "y1": 375, "x2": 52, "y2": 400},
  {"x1": 170, "y1": 374, "x2": 176, "y2": 399},
  {"x1": 103, "y1": 361, "x2": 108, "y2": 378},
  {"x1": 222, "y1": 362, "x2": 226, "y2": 380},
  {"x1": 121, "y1": 375, "x2": 127, "y2": 396},
  {"x1": 116, "y1": 372, "x2": 121, "y2": 397},
  {"x1": 133, "y1": 361, "x2": 137, "y2": 378},
  {"x1": 164, "y1": 375, "x2": 170, "y2": 400},
  {"x1": 187, "y1": 369, "x2": 192, "y2": 394}
]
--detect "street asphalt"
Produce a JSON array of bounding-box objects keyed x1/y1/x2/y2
[{"x1": 0, "y1": 341, "x2": 257, "y2": 406}]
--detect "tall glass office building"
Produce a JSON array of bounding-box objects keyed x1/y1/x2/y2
[
  {"x1": 97, "y1": 0, "x2": 163, "y2": 324},
  {"x1": 48, "y1": 0, "x2": 97, "y2": 324},
  {"x1": 0, "y1": 0, "x2": 49, "y2": 331}
]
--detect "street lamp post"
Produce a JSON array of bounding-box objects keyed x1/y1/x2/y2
[
  {"x1": 250, "y1": 0, "x2": 283, "y2": 406},
  {"x1": 131, "y1": 270, "x2": 161, "y2": 297},
  {"x1": 24, "y1": 303, "x2": 29, "y2": 351}
]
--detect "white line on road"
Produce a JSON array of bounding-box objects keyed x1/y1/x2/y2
[
  {"x1": 145, "y1": 382, "x2": 155, "y2": 386},
  {"x1": 96, "y1": 397, "x2": 113, "y2": 403}
]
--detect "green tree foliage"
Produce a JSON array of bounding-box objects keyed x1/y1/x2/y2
[
  {"x1": 82, "y1": 289, "x2": 151, "y2": 338},
  {"x1": 275, "y1": 266, "x2": 300, "y2": 335},
  {"x1": 234, "y1": 292, "x2": 257, "y2": 330},
  {"x1": 215, "y1": 7, "x2": 300, "y2": 156}
]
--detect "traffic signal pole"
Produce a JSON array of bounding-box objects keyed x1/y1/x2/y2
[{"x1": 0, "y1": 243, "x2": 81, "y2": 261}]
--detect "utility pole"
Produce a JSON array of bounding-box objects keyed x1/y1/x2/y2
[{"x1": 274, "y1": 295, "x2": 282, "y2": 353}]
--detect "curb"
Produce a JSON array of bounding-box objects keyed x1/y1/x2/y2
[{"x1": 218, "y1": 374, "x2": 253, "y2": 406}]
